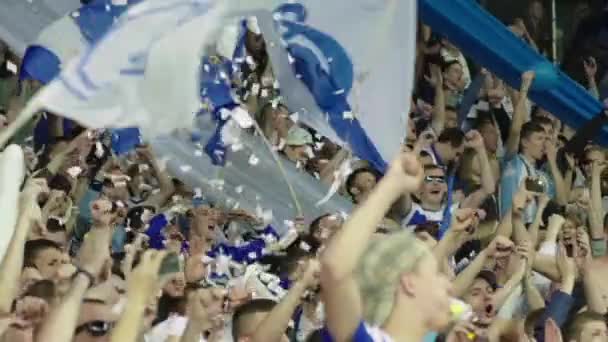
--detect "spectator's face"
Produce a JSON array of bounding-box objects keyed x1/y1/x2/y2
[
  {"x1": 578, "y1": 320, "x2": 608, "y2": 342},
  {"x1": 464, "y1": 278, "x2": 496, "y2": 324},
  {"x1": 444, "y1": 63, "x2": 463, "y2": 87},
  {"x1": 351, "y1": 171, "x2": 377, "y2": 202},
  {"x1": 583, "y1": 149, "x2": 605, "y2": 177},
  {"x1": 449, "y1": 143, "x2": 465, "y2": 165},
  {"x1": 479, "y1": 122, "x2": 499, "y2": 153},
  {"x1": 312, "y1": 215, "x2": 342, "y2": 244},
  {"x1": 407, "y1": 253, "x2": 452, "y2": 331},
  {"x1": 74, "y1": 302, "x2": 118, "y2": 342},
  {"x1": 33, "y1": 247, "x2": 63, "y2": 280},
  {"x1": 284, "y1": 144, "x2": 311, "y2": 165},
  {"x1": 522, "y1": 131, "x2": 546, "y2": 160},
  {"x1": 163, "y1": 273, "x2": 185, "y2": 297},
  {"x1": 421, "y1": 168, "x2": 447, "y2": 206},
  {"x1": 445, "y1": 109, "x2": 458, "y2": 129},
  {"x1": 530, "y1": 1, "x2": 544, "y2": 20}
]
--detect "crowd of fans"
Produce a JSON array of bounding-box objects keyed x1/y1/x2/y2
[{"x1": 1, "y1": 1, "x2": 608, "y2": 341}]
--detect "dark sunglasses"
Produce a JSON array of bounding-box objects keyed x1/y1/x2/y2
[
  {"x1": 424, "y1": 175, "x2": 446, "y2": 184},
  {"x1": 75, "y1": 320, "x2": 115, "y2": 337}
]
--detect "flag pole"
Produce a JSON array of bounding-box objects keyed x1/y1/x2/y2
[
  {"x1": 249, "y1": 118, "x2": 303, "y2": 216},
  {"x1": 0, "y1": 97, "x2": 41, "y2": 149}
]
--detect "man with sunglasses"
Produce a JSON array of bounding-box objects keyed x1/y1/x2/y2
[{"x1": 402, "y1": 130, "x2": 496, "y2": 230}]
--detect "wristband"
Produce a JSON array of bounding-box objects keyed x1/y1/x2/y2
[{"x1": 73, "y1": 268, "x2": 96, "y2": 288}]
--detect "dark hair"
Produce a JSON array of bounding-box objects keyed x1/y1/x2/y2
[
  {"x1": 46, "y1": 217, "x2": 67, "y2": 233},
  {"x1": 232, "y1": 299, "x2": 277, "y2": 339},
  {"x1": 23, "y1": 279, "x2": 56, "y2": 303},
  {"x1": 441, "y1": 59, "x2": 461, "y2": 73},
  {"x1": 48, "y1": 174, "x2": 72, "y2": 194},
  {"x1": 520, "y1": 121, "x2": 546, "y2": 143},
  {"x1": 306, "y1": 329, "x2": 327, "y2": 342},
  {"x1": 472, "y1": 116, "x2": 495, "y2": 131},
  {"x1": 524, "y1": 308, "x2": 545, "y2": 336},
  {"x1": 437, "y1": 128, "x2": 465, "y2": 148},
  {"x1": 309, "y1": 214, "x2": 330, "y2": 238},
  {"x1": 125, "y1": 206, "x2": 155, "y2": 231},
  {"x1": 532, "y1": 116, "x2": 554, "y2": 129},
  {"x1": 345, "y1": 167, "x2": 380, "y2": 197},
  {"x1": 23, "y1": 239, "x2": 62, "y2": 268}
]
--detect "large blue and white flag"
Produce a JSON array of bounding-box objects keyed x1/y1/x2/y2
[
  {"x1": 20, "y1": 0, "x2": 142, "y2": 84},
  {"x1": 229, "y1": 0, "x2": 417, "y2": 172},
  {"x1": 23, "y1": 0, "x2": 228, "y2": 138}
]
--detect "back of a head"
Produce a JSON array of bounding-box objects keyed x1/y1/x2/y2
[
  {"x1": 23, "y1": 239, "x2": 61, "y2": 268},
  {"x1": 232, "y1": 299, "x2": 277, "y2": 339},
  {"x1": 437, "y1": 128, "x2": 465, "y2": 148},
  {"x1": 566, "y1": 311, "x2": 606, "y2": 341},
  {"x1": 354, "y1": 230, "x2": 430, "y2": 326}
]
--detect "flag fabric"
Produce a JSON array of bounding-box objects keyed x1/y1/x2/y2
[
  {"x1": 20, "y1": 0, "x2": 142, "y2": 84},
  {"x1": 27, "y1": 0, "x2": 228, "y2": 139},
  {"x1": 228, "y1": 0, "x2": 417, "y2": 172}
]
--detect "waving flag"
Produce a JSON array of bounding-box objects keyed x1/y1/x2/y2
[
  {"x1": 22, "y1": 0, "x2": 227, "y2": 139},
  {"x1": 229, "y1": 0, "x2": 417, "y2": 172},
  {"x1": 20, "y1": 0, "x2": 142, "y2": 84}
]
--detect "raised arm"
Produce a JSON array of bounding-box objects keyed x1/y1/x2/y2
[
  {"x1": 461, "y1": 130, "x2": 496, "y2": 209},
  {"x1": 590, "y1": 162, "x2": 606, "y2": 243},
  {"x1": 545, "y1": 142, "x2": 568, "y2": 206},
  {"x1": 36, "y1": 201, "x2": 112, "y2": 342},
  {"x1": 320, "y1": 153, "x2": 423, "y2": 341},
  {"x1": 584, "y1": 57, "x2": 599, "y2": 99},
  {"x1": 110, "y1": 250, "x2": 166, "y2": 342},
  {"x1": 430, "y1": 65, "x2": 446, "y2": 135},
  {"x1": 137, "y1": 145, "x2": 175, "y2": 210},
  {"x1": 505, "y1": 71, "x2": 535, "y2": 158},
  {"x1": 0, "y1": 179, "x2": 47, "y2": 314}
]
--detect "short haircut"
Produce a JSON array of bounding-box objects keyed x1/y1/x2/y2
[
  {"x1": 309, "y1": 214, "x2": 331, "y2": 238},
  {"x1": 232, "y1": 299, "x2": 277, "y2": 339},
  {"x1": 46, "y1": 217, "x2": 67, "y2": 233},
  {"x1": 23, "y1": 279, "x2": 56, "y2": 303},
  {"x1": 23, "y1": 239, "x2": 62, "y2": 268},
  {"x1": 566, "y1": 311, "x2": 606, "y2": 341},
  {"x1": 424, "y1": 164, "x2": 445, "y2": 175},
  {"x1": 520, "y1": 121, "x2": 546, "y2": 142},
  {"x1": 48, "y1": 174, "x2": 72, "y2": 194},
  {"x1": 345, "y1": 167, "x2": 380, "y2": 197},
  {"x1": 441, "y1": 59, "x2": 461, "y2": 73},
  {"x1": 437, "y1": 128, "x2": 465, "y2": 148},
  {"x1": 472, "y1": 116, "x2": 495, "y2": 131},
  {"x1": 532, "y1": 116, "x2": 554, "y2": 129}
]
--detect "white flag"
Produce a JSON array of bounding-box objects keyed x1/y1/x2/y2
[{"x1": 30, "y1": 0, "x2": 227, "y2": 138}]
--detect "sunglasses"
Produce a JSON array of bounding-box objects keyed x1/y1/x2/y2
[
  {"x1": 424, "y1": 175, "x2": 446, "y2": 184},
  {"x1": 75, "y1": 320, "x2": 115, "y2": 337}
]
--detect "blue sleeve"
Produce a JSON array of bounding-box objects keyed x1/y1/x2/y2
[
  {"x1": 322, "y1": 321, "x2": 375, "y2": 342},
  {"x1": 533, "y1": 290, "x2": 575, "y2": 342},
  {"x1": 499, "y1": 159, "x2": 520, "y2": 217}
]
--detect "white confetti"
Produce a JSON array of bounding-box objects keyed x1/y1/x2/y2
[
  {"x1": 105, "y1": 4, "x2": 111, "y2": 11},
  {"x1": 287, "y1": 54, "x2": 295, "y2": 64},
  {"x1": 194, "y1": 188, "x2": 203, "y2": 198},
  {"x1": 295, "y1": 160, "x2": 303, "y2": 169},
  {"x1": 231, "y1": 107, "x2": 254, "y2": 128},
  {"x1": 180, "y1": 165, "x2": 192, "y2": 173},
  {"x1": 328, "y1": 57, "x2": 334, "y2": 63},
  {"x1": 203, "y1": 64, "x2": 210, "y2": 72},
  {"x1": 334, "y1": 89, "x2": 345, "y2": 95},
  {"x1": 314, "y1": 141, "x2": 325, "y2": 151},
  {"x1": 219, "y1": 71, "x2": 228, "y2": 79},
  {"x1": 273, "y1": 12, "x2": 282, "y2": 21},
  {"x1": 71, "y1": 11, "x2": 80, "y2": 18},
  {"x1": 235, "y1": 185, "x2": 244, "y2": 194},
  {"x1": 194, "y1": 150, "x2": 203, "y2": 157},
  {"x1": 260, "y1": 89, "x2": 269, "y2": 98},
  {"x1": 289, "y1": 112, "x2": 299, "y2": 123},
  {"x1": 251, "y1": 83, "x2": 260, "y2": 96},
  {"x1": 273, "y1": 80, "x2": 280, "y2": 89},
  {"x1": 305, "y1": 146, "x2": 315, "y2": 158},
  {"x1": 343, "y1": 111, "x2": 354, "y2": 120},
  {"x1": 246, "y1": 56, "x2": 256, "y2": 68},
  {"x1": 248, "y1": 154, "x2": 260, "y2": 166},
  {"x1": 231, "y1": 143, "x2": 244, "y2": 152},
  {"x1": 284, "y1": 220, "x2": 294, "y2": 229}
]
